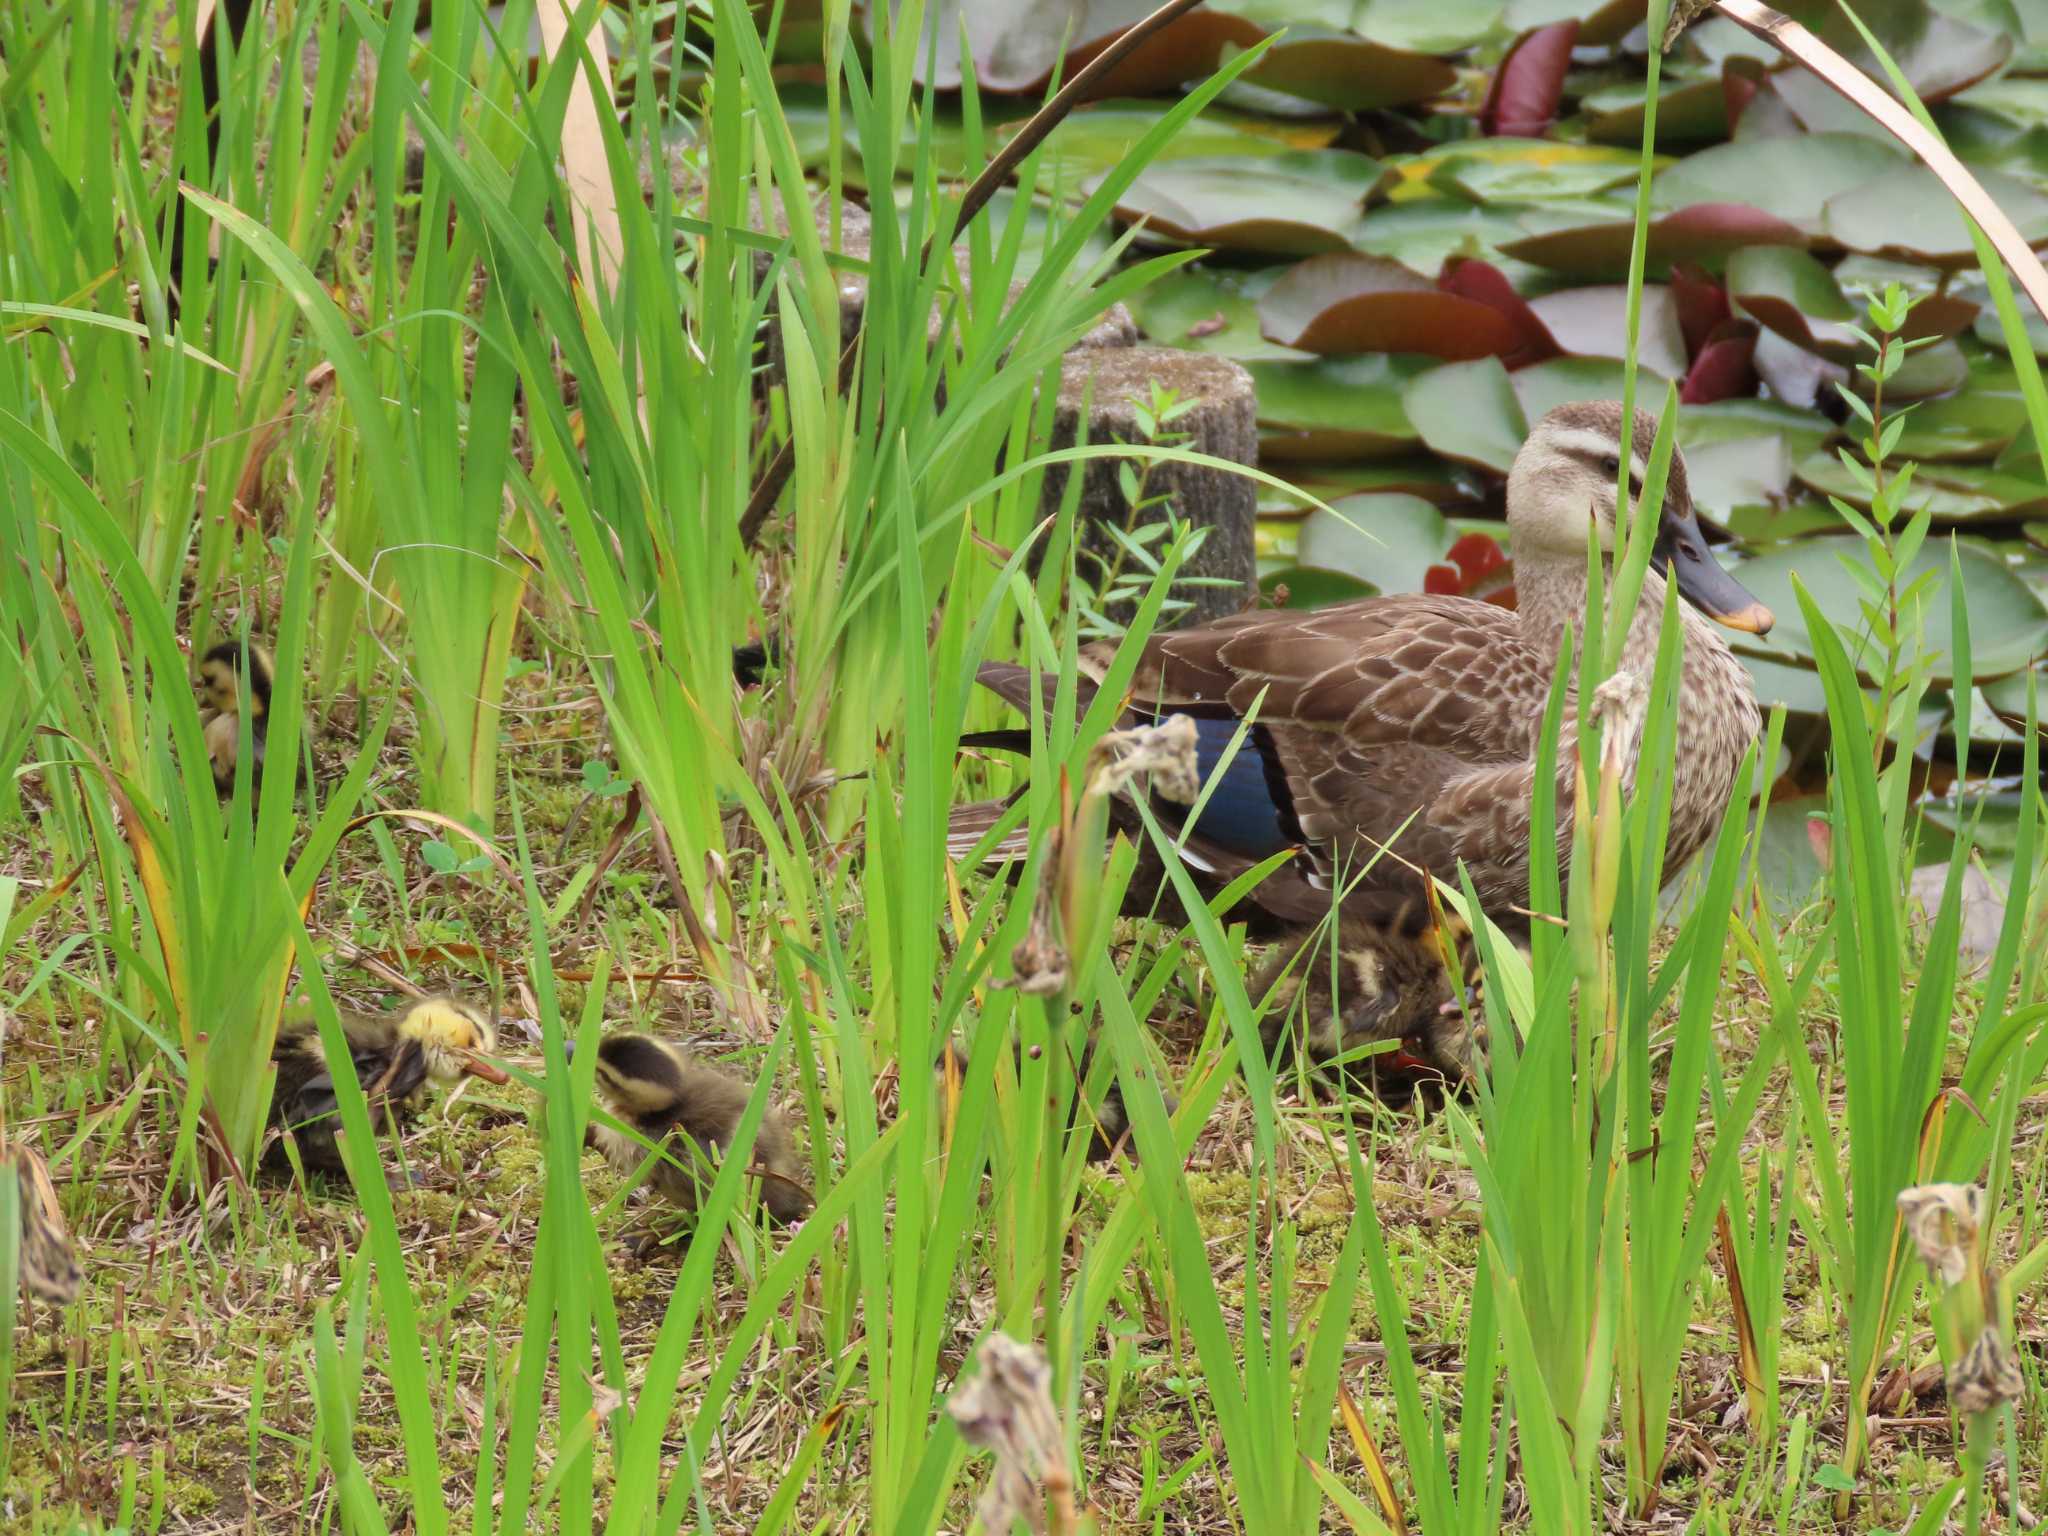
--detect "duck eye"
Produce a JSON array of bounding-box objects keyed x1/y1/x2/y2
[{"x1": 1599, "y1": 453, "x2": 1621, "y2": 476}]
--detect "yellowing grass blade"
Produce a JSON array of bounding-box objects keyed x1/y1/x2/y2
[{"x1": 1337, "y1": 1380, "x2": 1408, "y2": 1536}]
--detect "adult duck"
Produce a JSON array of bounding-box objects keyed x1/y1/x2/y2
[{"x1": 950, "y1": 401, "x2": 1771, "y2": 1075}]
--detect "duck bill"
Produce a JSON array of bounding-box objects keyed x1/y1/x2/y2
[
  {"x1": 1654, "y1": 510, "x2": 1774, "y2": 635},
  {"x1": 461, "y1": 1054, "x2": 510, "y2": 1085}
]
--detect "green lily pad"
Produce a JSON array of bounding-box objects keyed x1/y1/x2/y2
[
  {"x1": 1097, "y1": 150, "x2": 1381, "y2": 255},
  {"x1": 1402, "y1": 356, "x2": 1526, "y2": 474},
  {"x1": 1396, "y1": 139, "x2": 1652, "y2": 204},
  {"x1": 1024, "y1": 101, "x2": 1343, "y2": 186},
  {"x1": 1823, "y1": 167, "x2": 2048, "y2": 267},
  {"x1": 1886, "y1": 355, "x2": 2035, "y2": 461},
  {"x1": 1498, "y1": 202, "x2": 1807, "y2": 279},
  {"x1": 1682, "y1": 434, "x2": 1796, "y2": 523},
  {"x1": 1651, "y1": 132, "x2": 1906, "y2": 228},
  {"x1": 1728, "y1": 536, "x2": 2048, "y2": 682},
  {"x1": 1794, "y1": 450, "x2": 2048, "y2": 520},
  {"x1": 1510, "y1": 356, "x2": 1638, "y2": 428},
  {"x1": 1294, "y1": 493, "x2": 1455, "y2": 596},
  {"x1": 1256, "y1": 459, "x2": 1478, "y2": 518},
  {"x1": 1505, "y1": 0, "x2": 1646, "y2": 47},
  {"x1": 1351, "y1": 199, "x2": 1551, "y2": 286},
  {"x1": 1250, "y1": 354, "x2": 1430, "y2": 461},
  {"x1": 1126, "y1": 266, "x2": 1304, "y2": 362},
  {"x1": 1583, "y1": 70, "x2": 1744, "y2": 149},
  {"x1": 1727, "y1": 246, "x2": 1979, "y2": 362},
  {"x1": 1678, "y1": 398, "x2": 1836, "y2": 459},
  {"x1": 1259, "y1": 565, "x2": 1378, "y2": 608},
  {"x1": 1740, "y1": 655, "x2": 1834, "y2": 718},
  {"x1": 1237, "y1": 27, "x2": 1461, "y2": 112},
  {"x1": 1258, "y1": 253, "x2": 1525, "y2": 359},
  {"x1": 1722, "y1": 498, "x2": 1851, "y2": 542}
]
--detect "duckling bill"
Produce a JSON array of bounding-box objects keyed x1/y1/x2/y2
[
  {"x1": 578, "y1": 1033, "x2": 811, "y2": 1225},
  {"x1": 269, "y1": 995, "x2": 507, "y2": 1185},
  {"x1": 196, "y1": 638, "x2": 273, "y2": 795}
]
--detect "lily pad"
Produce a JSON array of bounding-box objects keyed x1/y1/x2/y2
[
  {"x1": 1259, "y1": 565, "x2": 1378, "y2": 608},
  {"x1": 1481, "y1": 21, "x2": 1578, "y2": 140},
  {"x1": 1395, "y1": 139, "x2": 1649, "y2": 205},
  {"x1": 1524, "y1": 284, "x2": 1688, "y2": 381},
  {"x1": 1753, "y1": 328, "x2": 1849, "y2": 410},
  {"x1": 1403, "y1": 356, "x2": 1526, "y2": 474},
  {"x1": 1682, "y1": 432, "x2": 1795, "y2": 522},
  {"x1": 1651, "y1": 132, "x2": 1906, "y2": 228},
  {"x1": 1583, "y1": 66, "x2": 1752, "y2": 149},
  {"x1": 1255, "y1": 459, "x2": 1477, "y2": 518},
  {"x1": 1726, "y1": 535, "x2": 2048, "y2": 682},
  {"x1": 1510, "y1": 355, "x2": 1638, "y2": 429},
  {"x1": 1294, "y1": 493, "x2": 1455, "y2": 596},
  {"x1": 1353, "y1": 198, "x2": 1551, "y2": 284},
  {"x1": 1258, "y1": 253, "x2": 1524, "y2": 359},
  {"x1": 1498, "y1": 202, "x2": 1807, "y2": 279},
  {"x1": 1438, "y1": 256, "x2": 1563, "y2": 369},
  {"x1": 1886, "y1": 355, "x2": 2035, "y2": 461},
  {"x1": 1823, "y1": 166, "x2": 2048, "y2": 267},
  {"x1": 1096, "y1": 150, "x2": 1381, "y2": 255},
  {"x1": 1503, "y1": 0, "x2": 1645, "y2": 47},
  {"x1": 1793, "y1": 451, "x2": 2048, "y2": 521},
  {"x1": 1727, "y1": 246, "x2": 1979, "y2": 361},
  {"x1": 1250, "y1": 354, "x2": 1430, "y2": 461},
  {"x1": 1026, "y1": 101, "x2": 1342, "y2": 185},
  {"x1": 1126, "y1": 265, "x2": 1304, "y2": 361}
]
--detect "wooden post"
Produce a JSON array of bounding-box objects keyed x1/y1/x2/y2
[{"x1": 1039, "y1": 347, "x2": 1258, "y2": 629}]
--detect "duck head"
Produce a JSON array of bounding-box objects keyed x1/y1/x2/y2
[
  {"x1": 1506, "y1": 401, "x2": 1773, "y2": 636},
  {"x1": 397, "y1": 997, "x2": 509, "y2": 1085}
]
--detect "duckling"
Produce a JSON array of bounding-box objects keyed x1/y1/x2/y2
[
  {"x1": 268, "y1": 995, "x2": 509, "y2": 1185},
  {"x1": 578, "y1": 1033, "x2": 812, "y2": 1225},
  {"x1": 935, "y1": 1032, "x2": 1181, "y2": 1164},
  {"x1": 1254, "y1": 907, "x2": 1497, "y2": 1105},
  {"x1": 3, "y1": 1141, "x2": 81, "y2": 1309},
  {"x1": 196, "y1": 638, "x2": 274, "y2": 795}
]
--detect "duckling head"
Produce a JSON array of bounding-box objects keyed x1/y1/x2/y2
[
  {"x1": 586, "y1": 1033, "x2": 691, "y2": 1116},
  {"x1": 197, "y1": 640, "x2": 275, "y2": 720},
  {"x1": 395, "y1": 997, "x2": 508, "y2": 1085},
  {"x1": 1507, "y1": 401, "x2": 1772, "y2": 635}
]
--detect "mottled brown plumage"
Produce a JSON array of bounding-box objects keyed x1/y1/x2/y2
[
  {"x1": 583, "y1": 1034, "x2": 812, "y2": 1225},
  {"x1": 953, "y1": 402, "x2": 1769, "y2": 1085},
  {"x1": 269, "y1": 996, "x2": 508, "y2": 1184},
  {"x1": 5, "y1": 1142, "x2": 81, "y2": 1310}
]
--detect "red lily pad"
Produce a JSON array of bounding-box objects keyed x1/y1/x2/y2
[
  {"x1": 1436, "y1": 257, "x2": 1562, "y2": 369},
  {"x1": 1258, "y1": 253, "x2": 1526, "y2": 360},
  {"x1": 1481, "y1": 22, "x2": 1578, "y2": 140},
  {"x1": 1498, "y1": 202, "x2": 1807, "y2": 278},
  {"x1": 1669, "y1": 264, "x2": 1731, "y2": 356},
  {"x1": 1426, "y1": 531, "x2": 1517, "y2": 608},
  {"x1": 1680, "y1": 320, "x2": 1760, "y2": 404}
]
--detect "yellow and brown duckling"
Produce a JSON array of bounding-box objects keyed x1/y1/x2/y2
[
  {"x1": 196, "y1": 638, "x2": 274, "y2": 795},
  {"x1": 935, "y1": 1032, "x2": 1180, "y2": 1164},
  {"x1": 4, "y1": 1141, "x2": 81, "y2": 1311},
  {"x1": 578, "y1": 1033, "x2": 812, "y2": 1225},
  {"x1": 268, "y1": 995, "x2": 508, "y2": 1185}
]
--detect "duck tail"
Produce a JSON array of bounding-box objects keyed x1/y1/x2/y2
[{"x1": 947, "y1": 799, "x2": 1032, "y2": 866}]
